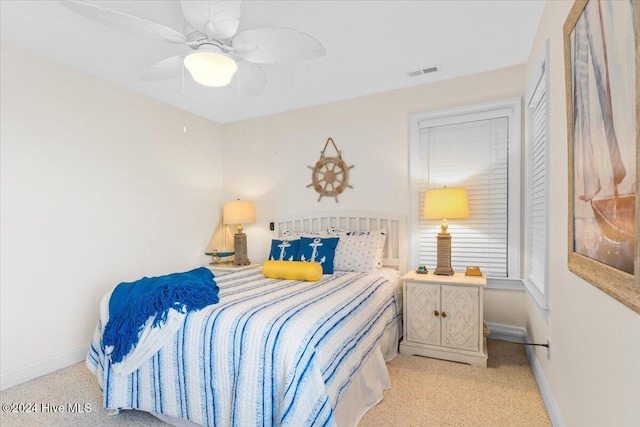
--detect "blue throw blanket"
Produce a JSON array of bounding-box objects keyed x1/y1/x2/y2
[{"x1": 102, "y1": 267, "x2": 219, "y2": 364}]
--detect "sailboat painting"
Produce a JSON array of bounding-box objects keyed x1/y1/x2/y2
[{"x1": 565, "y1": 0, "x2": 638, "y2": 289}]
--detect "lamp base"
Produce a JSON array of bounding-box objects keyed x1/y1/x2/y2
[
  {"x1": 434, "y1": 266, "x2": 455, "y2": 276},
  {"x1": 434, "y1": 232, "x2": 455, "y2": 276},
  {"x1": 233, "y1": 233, "x2": 250, "y2": 266}
]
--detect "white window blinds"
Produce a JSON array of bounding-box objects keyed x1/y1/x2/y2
[
  {"x1": 418, "y1": 117, "x2": 510, "y2": 278},
  {"x1": 526, "y1": 82, "x2": 547, "y2": 292},
  {"x1": 524, "y1": 42, "x2": 549, "y2": 307}
]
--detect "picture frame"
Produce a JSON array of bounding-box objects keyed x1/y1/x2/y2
[{"x1": 564, "y1": 0, "x2": 640, "y2": 313}]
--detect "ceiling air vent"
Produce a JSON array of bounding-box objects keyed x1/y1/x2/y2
[{"x1": 407, "y1": 66, "x2": 438, "y2": 77}]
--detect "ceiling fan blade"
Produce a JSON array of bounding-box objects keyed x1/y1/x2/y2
[
  {"x1": 60, "y1": 0, "x2": 186, "y2": 44},
  {"x1": 234, "y1": 60, "x2": 267, "y2": 96},
  {"x1": 232, "y1": 28, "x2": 325, "y2": 64},
  {"x1": 180, "y1": 1, "x2": 242, "y2": 40},
  {"x1": 140, "y1": 55, "x2": 186, "y2": 82}
]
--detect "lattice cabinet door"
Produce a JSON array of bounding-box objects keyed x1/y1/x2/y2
[
  {"x1": 441, "y1": 285, "x2": 479, "y2": 352},
  {"x1": 406, "y1": 282, "x2": 440, "y2": 346}
]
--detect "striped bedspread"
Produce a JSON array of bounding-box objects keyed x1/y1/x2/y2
[{"x1": 87, "y1": 268, "x2": 401, "y2": 427}]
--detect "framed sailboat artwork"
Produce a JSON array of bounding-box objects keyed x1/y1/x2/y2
[{"x1": 564, "y1": 0, "x2": 640, "y2": 313}]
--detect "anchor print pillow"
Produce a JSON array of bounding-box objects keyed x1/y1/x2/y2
[
  {"x1": 296, "y1": 237, "x2": 340, "y2": 274},
  {"x1": 268, "y1": 239, "x2": 301, "y2": 261}
]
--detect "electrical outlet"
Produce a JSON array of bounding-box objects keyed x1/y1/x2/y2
[
  {"x1": 269, "y1": 222, "x2": 275, "y2": 231},
  {"x1": 546, "y1": 338, "x2": 551, "y2": 360}
]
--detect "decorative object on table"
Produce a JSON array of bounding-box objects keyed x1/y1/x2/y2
[
  {"x1": 416, "y1": 265, "x2": 428, "y2": 274},
  {"x1": 307, "y1": 137, "x2": 354, "y2": 203},
  {"x1": 205, "y1": 216, "x2": 235, "y2": 265},
  {"x1": 465, "y1": 266, "x2": 482, "y2": 277},
  {"x1": 223, "y1": 199, "x2": 256, "y2": 266},
  {"x1": 423, "y1": 186, "x2": 470, "y2": 276},
  {"x1": 61, "y1": 0, "x2": 325, "y2": 95},
  {"x1": 564, "y1": 0, "x2": 639, "y2": 313}
]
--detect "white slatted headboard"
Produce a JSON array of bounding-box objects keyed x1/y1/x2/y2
[{"x1": 275, "y1": 210, "x2": 407, "y2": 271}]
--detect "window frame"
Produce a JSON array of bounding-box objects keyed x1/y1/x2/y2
[
  {"x1": 409, "y1": 98, "x2": 522, "y2": 289},
  {"x1": 524, "y1": 40, "x2": 551, "y2": 318}
]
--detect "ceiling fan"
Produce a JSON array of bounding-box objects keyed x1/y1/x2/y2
[{"x1": 60, "y1": 0, "x2": 326, "y2": 95}]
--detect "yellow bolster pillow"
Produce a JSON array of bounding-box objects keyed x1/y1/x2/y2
[{"x1": 262, "y1": 260, "x2": 323, "y2": 282}]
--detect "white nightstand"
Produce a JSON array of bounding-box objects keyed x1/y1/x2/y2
[
  {"x1": 400, "y1": 270, "x2": 488, "y2": 368},
  {"x1": 206, "y1": 263, "x2": 261, "y2": 273}
]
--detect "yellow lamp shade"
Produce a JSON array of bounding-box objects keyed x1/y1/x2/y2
[
  {"x1": 423, "y1": 187, "x2": 470, "y2": 220},
  {"x1": 223, "y1": 200, "x2": 256, "y2": 226}
]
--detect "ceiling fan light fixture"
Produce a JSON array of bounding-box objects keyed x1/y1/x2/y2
[{"x1": 183, "y1": 48, "x2": 237, "y2": 87}]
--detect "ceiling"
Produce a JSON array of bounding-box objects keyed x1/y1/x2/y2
[{"x1": 0, "y1": 0, "x2": 545, "y2": 124}]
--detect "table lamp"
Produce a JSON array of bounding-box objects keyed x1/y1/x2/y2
[
  {"x1": 223, "y1": 199, "x2": 256, "y2": 266},
  {"x1": 423, "y1": 186, "x2": 469, "y2": 275}
]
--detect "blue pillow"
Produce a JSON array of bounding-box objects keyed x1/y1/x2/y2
[
  {"x1": 296, "y1": 237, "x2": 340, "y2": 274},
  {"x1": 269, "y1": 239, "x2": 301, "y2": 261}
]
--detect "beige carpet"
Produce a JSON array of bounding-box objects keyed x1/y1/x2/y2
[
  {"x1": 359, "y1": 339, "x2": 551, "y2": 427},
  {"x1": 0, "y1": 339, "x2": 550, "y2": 426}
]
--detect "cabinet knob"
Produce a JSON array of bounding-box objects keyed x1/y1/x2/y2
[
  {"x1": 433, "y1": 310, "x2": 440, "y2": 317},
  {"x1": 441, "y1": 311, "x2": 447, "y2": 318}
]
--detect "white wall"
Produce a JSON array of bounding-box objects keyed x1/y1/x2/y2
[
  {"x1": 0, "y1": 44, "x2": 224, "y2": 389},
  {"x1": 524, "y1": 1, "x2": 640, "y2": 426},
  {"x1": 221, "y1": 65, "x2": 528, "y2": 328}
]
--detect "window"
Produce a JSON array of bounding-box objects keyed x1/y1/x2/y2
[
  {"x1": 409, "y1": 99, "x2": 521, "y2": 283},
  {"x1": 524, "y1": 41, "x2": 550, "y2": 314}
]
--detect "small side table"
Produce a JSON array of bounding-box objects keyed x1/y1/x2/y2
[
  {"x1": 206, "y1": 263, "x2": 261, "y2": 273},
  {"x1": 400, "y1": 270, "x2": 488, "y2": 368}
]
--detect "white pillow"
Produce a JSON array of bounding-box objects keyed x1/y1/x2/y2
[
  {"x1": 280, "y1": 230, "x2": 329, "y2": 240},
  {"x1": 327, "y1": 227, "x2": 387, "y2": 237},
  {"x1": 334, "y1": 233, "x2": 387, "y2": 273}
]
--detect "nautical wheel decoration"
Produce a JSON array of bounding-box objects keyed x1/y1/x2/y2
[{"x1": 307, "y1": 138, "x2": 354, "y2": 203}]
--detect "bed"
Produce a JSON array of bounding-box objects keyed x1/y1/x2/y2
[{"x1": 87, "y1": 211, "x2": 406, "y2": 427}]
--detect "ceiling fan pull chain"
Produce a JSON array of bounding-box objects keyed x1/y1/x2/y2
[
  {"x1": 182, "y1": 64, "x2": 187, "y2": 134},
  {"x1": 237, "y1": 64, "x2": 241, "y2": 101},
  {"x1": 235, "y1": 64, "x2": 241, "y2": 123}
]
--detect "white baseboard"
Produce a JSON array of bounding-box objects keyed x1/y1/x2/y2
[
  {"x1": 523, "y1": 334, "x2": 565, "y2": 427},
  {"x1": 486, "y1": 322, "x2": 565, "y2": 427},
  {"x1": 485, "y1": 322, "x2": 526, "y2": 343},
  {"x1": 0, "y1": 345, "x2": 89, "y2": 391}
]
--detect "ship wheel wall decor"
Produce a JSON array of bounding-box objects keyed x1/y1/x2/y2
[{"x1": 307, "y1": 138, "x2": 354, "y2": 202}]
